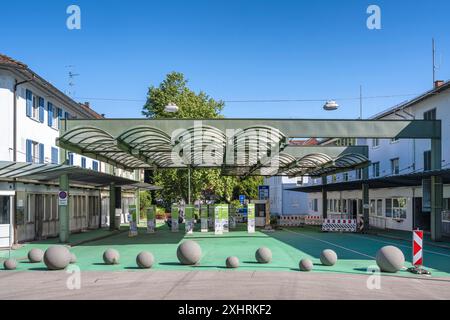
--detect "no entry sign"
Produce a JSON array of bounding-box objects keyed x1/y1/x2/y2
[{"x1": 58, "y1": 191, "x2": 68, "y2": 206}]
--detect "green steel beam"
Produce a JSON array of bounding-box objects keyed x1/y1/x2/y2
[{"x1": 62, "y1": 119, "x2": 441, "y2": 139}]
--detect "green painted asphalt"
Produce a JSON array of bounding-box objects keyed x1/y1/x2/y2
[{"x1": 2, "y1": 224, "x2": 450, "y2": 277}]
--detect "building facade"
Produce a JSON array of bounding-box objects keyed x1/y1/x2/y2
[
  {"x1": 305, "y1": 81, "x2": 450, "y2": 232},
  {"x1": 0, "y1": 54, "x2": 136, "y2": 246}
]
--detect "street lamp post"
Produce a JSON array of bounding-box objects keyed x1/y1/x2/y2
[{"x1": 164, "y1": 102, "x2": 191, "y2": 204}]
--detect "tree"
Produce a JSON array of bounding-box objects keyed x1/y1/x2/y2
[
  {"x1": 139, "y1": 191, "x2": 152, "y2": 218},
  {"x1": 142, "y1": 72, "x2": 262, "y2": 207}
]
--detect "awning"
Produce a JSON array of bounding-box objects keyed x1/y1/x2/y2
[
  {"x1": 289, "y1": 168, "x2": 450, "y2": 193},
  {"x1": 57, "y1": 121, "x2": 372, "y2": 177},
  {"x1": 0, "y1": 161, "x2": 154, "y2": 188}
]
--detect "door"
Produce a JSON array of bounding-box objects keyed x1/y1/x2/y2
[
  {"x1": 34, "y1": 194, "x2": 44, "y2": 240},
  {"x1": 0, "y1": 196, "x2": 12, "y2": 248}
]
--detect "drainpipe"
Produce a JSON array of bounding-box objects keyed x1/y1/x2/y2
[{"x1": 12, "y1": 77, "x2": 33, "y2": 245}]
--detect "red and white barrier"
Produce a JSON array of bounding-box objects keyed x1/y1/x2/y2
[
  {"x1": 278, "y1": 215, "x2": 305, "y2": 226},
  {"x1": 413, "y1": 229, "x2": 423, "y2": 266},
  {"x1": 305, "y1": 215, "x2": 323, "y2": 226},
  {"x1": 322, "y1": 219, "x2": 357, "y2": 232}
]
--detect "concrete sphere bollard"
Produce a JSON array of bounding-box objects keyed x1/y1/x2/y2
[
  {"x1": 70, "y1": 253, "x2": 77, "y2": 264},
  {"x1": 176, "y1": 240, "x2": 202, "y2": 265},
  {"x1": 28, "y1": 248, "x2": 44, "y2": 263},
  {"x1": 255, "y1": 247, "x2": 272, "y2": 264},
  {"x1": 226, "y1": 256, "x2": 239, "y2": 268},
  {"x1": 376, "y1": 245, "x2": 405, "y2": 273},
  {"x1": 136, "y1": 251, "x2": 154, "y2": 269},
  {"x1": 299, "y1": 258, "x2": 313, "y2": 271},
  {"x1": 3, "y1": 259, "x2": 17, "y2": 270},
  {"x1": 44, "y1": 246, "x2": 71, "y2": 270},
  {"x1": 320, "y1": 249, "x2": 338, "y2": 266},
  {"x1": 103, "y1": 248, "x2": 120, "y2": 265}
]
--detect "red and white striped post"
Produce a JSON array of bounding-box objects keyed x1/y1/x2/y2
[{"x1": 413, "y1": 229, "x2": 423, "y2": 267}]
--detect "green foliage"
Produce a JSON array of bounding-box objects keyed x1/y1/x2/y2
[
  {"x1": 142, "y1": 72, "x2": 224, "y2": 119},
  {"x1": 142, "y1": 72, "x2": 264, "y2": 206},
  {"x1": 139, "y1": 191, "x2": 152, "y2": 218}
]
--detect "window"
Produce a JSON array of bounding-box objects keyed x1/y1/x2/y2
[
  {"x1": 372, "y1": 138, "x2": 379, "y2": 148},
  {"x1": 81, "y1": 157, "x2": 86, "y2": 168},
  {"x1": 92, "y1": 161, "x2": 99, "y2": 171},
  {"x1": 372, "y1": 162, "x2": 380, "y2": 177},
  {"x1": 376, "y1": 199, "x2": 383, "y2": 216},
  {"x1": 423, "y1": 108, "x2": 436, "y2": 120},
  {"x1": 391, "y1": 158, "x2": 399, "y2": 175},
  {"x1": 392, "y1": 198, "x2": 407, "y2": 219},
  {"x1": 51, "y1": 147, "x2": 59, "y2": 164},
  {"x1": 48, "y1": 104, "x2": 59, "y2": 129},
  {"x1": 423, "y1": 150, "x2": 431, "y2": 171},
  {"x1": 385, "y1": 198, "x2": 407, "y2": 219},
  {"x1": 68, "y1": 152, "x2": 74, "y2": 165},
  {"x1": 332, "y1": 174, "x2": 337, "y2": 182},
  {"x1": 335, "y1": 138, "x2": 356, "y2": 146},
  {"x1": 342, "y1": 199, "x2": 347, "y2": 213},
  {"x1": 370, "y1": 199, "x2": 376, "y2": 215},
  {"x1": 355, "y1": 168, "x2": 362, "y2": 180},
  {"x1": 28, "y1": 93, "x2": 44, "y2": 123},
  {"x1": 385, "y1": 199, "x2": 392, "y2": 217},
  {"x1": 26, "y1": 140, "x2": 44, "y2": 163},
  {"x1": 311, "y1": 199, "x2": 318, "y2": 212},
  {"x1": 343, "y1": 173, "x2": 349, "y2": 181},
  {"x1": 27, "y1": 194, "x2": 35, "y2": 223}
]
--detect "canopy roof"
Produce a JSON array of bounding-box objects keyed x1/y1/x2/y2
[
  {"x1": 57, "y1": 118, "x2": 441, "y2": 177},
  {"x1": 0, "y1": 161, "x2": 161, "y2": 188},
  {"x1": 289, "y1": 168, "x2": 450, "y2": 193}
]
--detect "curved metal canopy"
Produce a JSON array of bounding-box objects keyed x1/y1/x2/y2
[{"x1": 57, "y1": 123, "x2": 370, "y2": 177}]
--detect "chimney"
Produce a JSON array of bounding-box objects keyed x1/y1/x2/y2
[
  {"x1": 84, "y1": 101, "x2": 90, "y2": 108},
  {"x1": 434, "y1": 80, "x2": 444, "y2": 88}
]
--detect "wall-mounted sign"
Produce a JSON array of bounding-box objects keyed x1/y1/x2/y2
[{"x1": 58, "y1": 191, "x2": 68, "y2": 206}]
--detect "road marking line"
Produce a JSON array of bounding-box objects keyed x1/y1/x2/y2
[
  {"x1": 284, "y1": 229, "x2": 375, "y2": 259},
  {"x1": 347, "y1": 233, "x2": 450, "y2": 258}
]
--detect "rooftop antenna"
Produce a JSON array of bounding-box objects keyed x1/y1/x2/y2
[
  {"x1": 432, "y1": 38, "x2": 436, "y2": 85},
  {"x1": 65, "y1": 65, "x2": 79, "y2": 98}
]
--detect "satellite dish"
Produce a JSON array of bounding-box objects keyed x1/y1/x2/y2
[
  {"x1": 164, "y1": 102, "x2": 179, "y2": 113},
  {"x1": 323, "y1": 100, "x2": 339, "y2": 111}
]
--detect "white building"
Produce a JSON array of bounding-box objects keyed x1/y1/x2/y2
[
  {"x1": 287, "y1": 80, "x2": 450, "y2": 234},
  {"x1": 0, "y1": 54, "x2": 137, "y2": 246},
  {"x1": 264, "y1": 176, "x2": 309, "y2": 216}
]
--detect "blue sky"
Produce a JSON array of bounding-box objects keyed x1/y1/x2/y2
[{"x1": 1, "y1": 0, "x2": 449, "y2": 119}]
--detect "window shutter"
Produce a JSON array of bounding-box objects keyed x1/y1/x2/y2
[
  {"x1": 47, "y1": 102, "x2": 53, "y2": 127},
  {"x1": 26, "y1": 139, "x2": 32, "y2": 162},
  {"x1": 26, "y1": 90, "x2": 33, "y2": 117},
  {"x1": 38, "y1": 97, "x2": 45, "y2": 123},
  {"x1": 51, "y1": 147, "x2": 58, "y2": 164},
  {"x1": 39, "y1": 143, "x2": 45, "y2": 163}
]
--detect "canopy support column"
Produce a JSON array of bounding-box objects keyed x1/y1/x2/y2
[
  {"x1": 59, "y1": 174, "x2": 70, "y2": 243},
  {"x1": 361, "y1": 146, "x2": 370, "y2": 230},
  {"x1": 109, "y1": 182, "x2": 116, "y2": 231},
  {"x1": 431, "y1": 137, "x2": 442, "y2": 241},
  {"x1": 321, "y1": 176, "x2": 327, "y2": 219}
]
